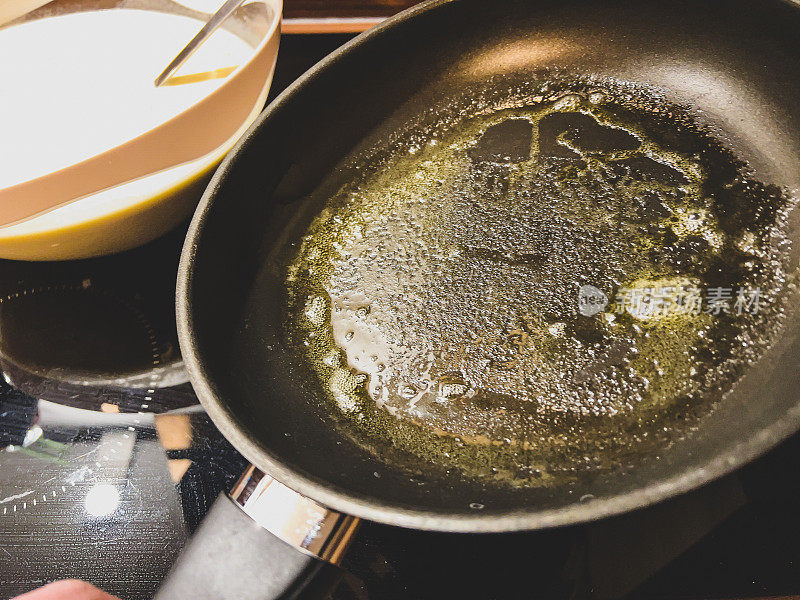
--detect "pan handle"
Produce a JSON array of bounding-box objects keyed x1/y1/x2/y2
[{"x1": 154, "y1": 465, "x2": 360, "y2": 600}]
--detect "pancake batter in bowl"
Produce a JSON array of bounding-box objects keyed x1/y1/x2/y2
[{"x1": 0, "y1": 7, "x2": 254, "y2": 189}]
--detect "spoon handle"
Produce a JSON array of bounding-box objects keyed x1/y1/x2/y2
[{"x1": 155, "y1": 0, "x2": 248, "y2": 87}]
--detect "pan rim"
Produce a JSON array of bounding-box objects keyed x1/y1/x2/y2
[{"x1": 176, "y1": 0, "x2": 800, "y2": 532}]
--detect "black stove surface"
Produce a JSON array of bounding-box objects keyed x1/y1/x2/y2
[{"x1": 2, "y1": 35, "x2": 800, "y2": 600}]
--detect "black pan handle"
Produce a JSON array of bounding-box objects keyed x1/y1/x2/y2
[{"x1": 154, "y1": 466, "x2": 360, "y2": 600}]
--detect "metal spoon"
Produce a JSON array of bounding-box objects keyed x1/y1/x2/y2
[{"x1": 154, "y1": 0, "x2": 248, "y2": 87}]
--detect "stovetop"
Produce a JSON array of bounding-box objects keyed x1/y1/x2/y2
[{"x1": 2, "y1": 34, "x2": 800, "y2": 600}]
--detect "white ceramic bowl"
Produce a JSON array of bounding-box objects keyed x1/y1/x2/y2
[{"x1": 0, "y1": 0, "x2": 281, "y2": 260}]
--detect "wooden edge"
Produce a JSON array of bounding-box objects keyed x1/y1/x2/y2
[{"x1": 282, "y1": 16, "x2": 385, "y2": 34}]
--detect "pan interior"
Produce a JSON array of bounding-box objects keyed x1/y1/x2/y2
[{"x1": 282, "y1": 78, "x2": 795, "y2": 487}]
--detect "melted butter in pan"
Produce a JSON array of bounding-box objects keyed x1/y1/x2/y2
[{"x1": 285, "y1": 84, "x2": 793, "y2": 485}]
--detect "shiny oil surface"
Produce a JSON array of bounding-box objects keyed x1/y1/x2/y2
[{"x1": 285, "y1": 81, "x2": 794, "y2": 485}]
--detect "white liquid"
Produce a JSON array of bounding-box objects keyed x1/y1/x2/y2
[{"x1": 0, "y1": 8, "x2": 255, "y2": 189}]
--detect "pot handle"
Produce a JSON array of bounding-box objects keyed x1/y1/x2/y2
[{"x1": 154, "y1": 466, "x2": 360, "y2": 600}]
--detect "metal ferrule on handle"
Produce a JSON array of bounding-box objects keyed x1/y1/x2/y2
[
  {"x1": 229, "y1": 465, "x2": 360, "y2": 565},
  {"x1": 155, "y1": 466, "x2": 359, "y2": 599}
]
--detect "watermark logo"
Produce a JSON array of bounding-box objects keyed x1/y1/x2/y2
[
  {"x1": 578, "y1": 285, "x2": 762, "y2": 318},
  {"x1": 578, "y1": 285, "x2": 608, "y2": 316},
  {"x1": 614, "y1": 285, "x2": 761, "y2": 317}
]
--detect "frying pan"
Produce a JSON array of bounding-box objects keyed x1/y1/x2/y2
[{"x1": 157, "y1": 0, "x2": 800, "y2": 597}]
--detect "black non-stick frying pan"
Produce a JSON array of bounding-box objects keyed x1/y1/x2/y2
[{"x1": 156, "y1": 0, "x2": 800, "y2": 597}]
